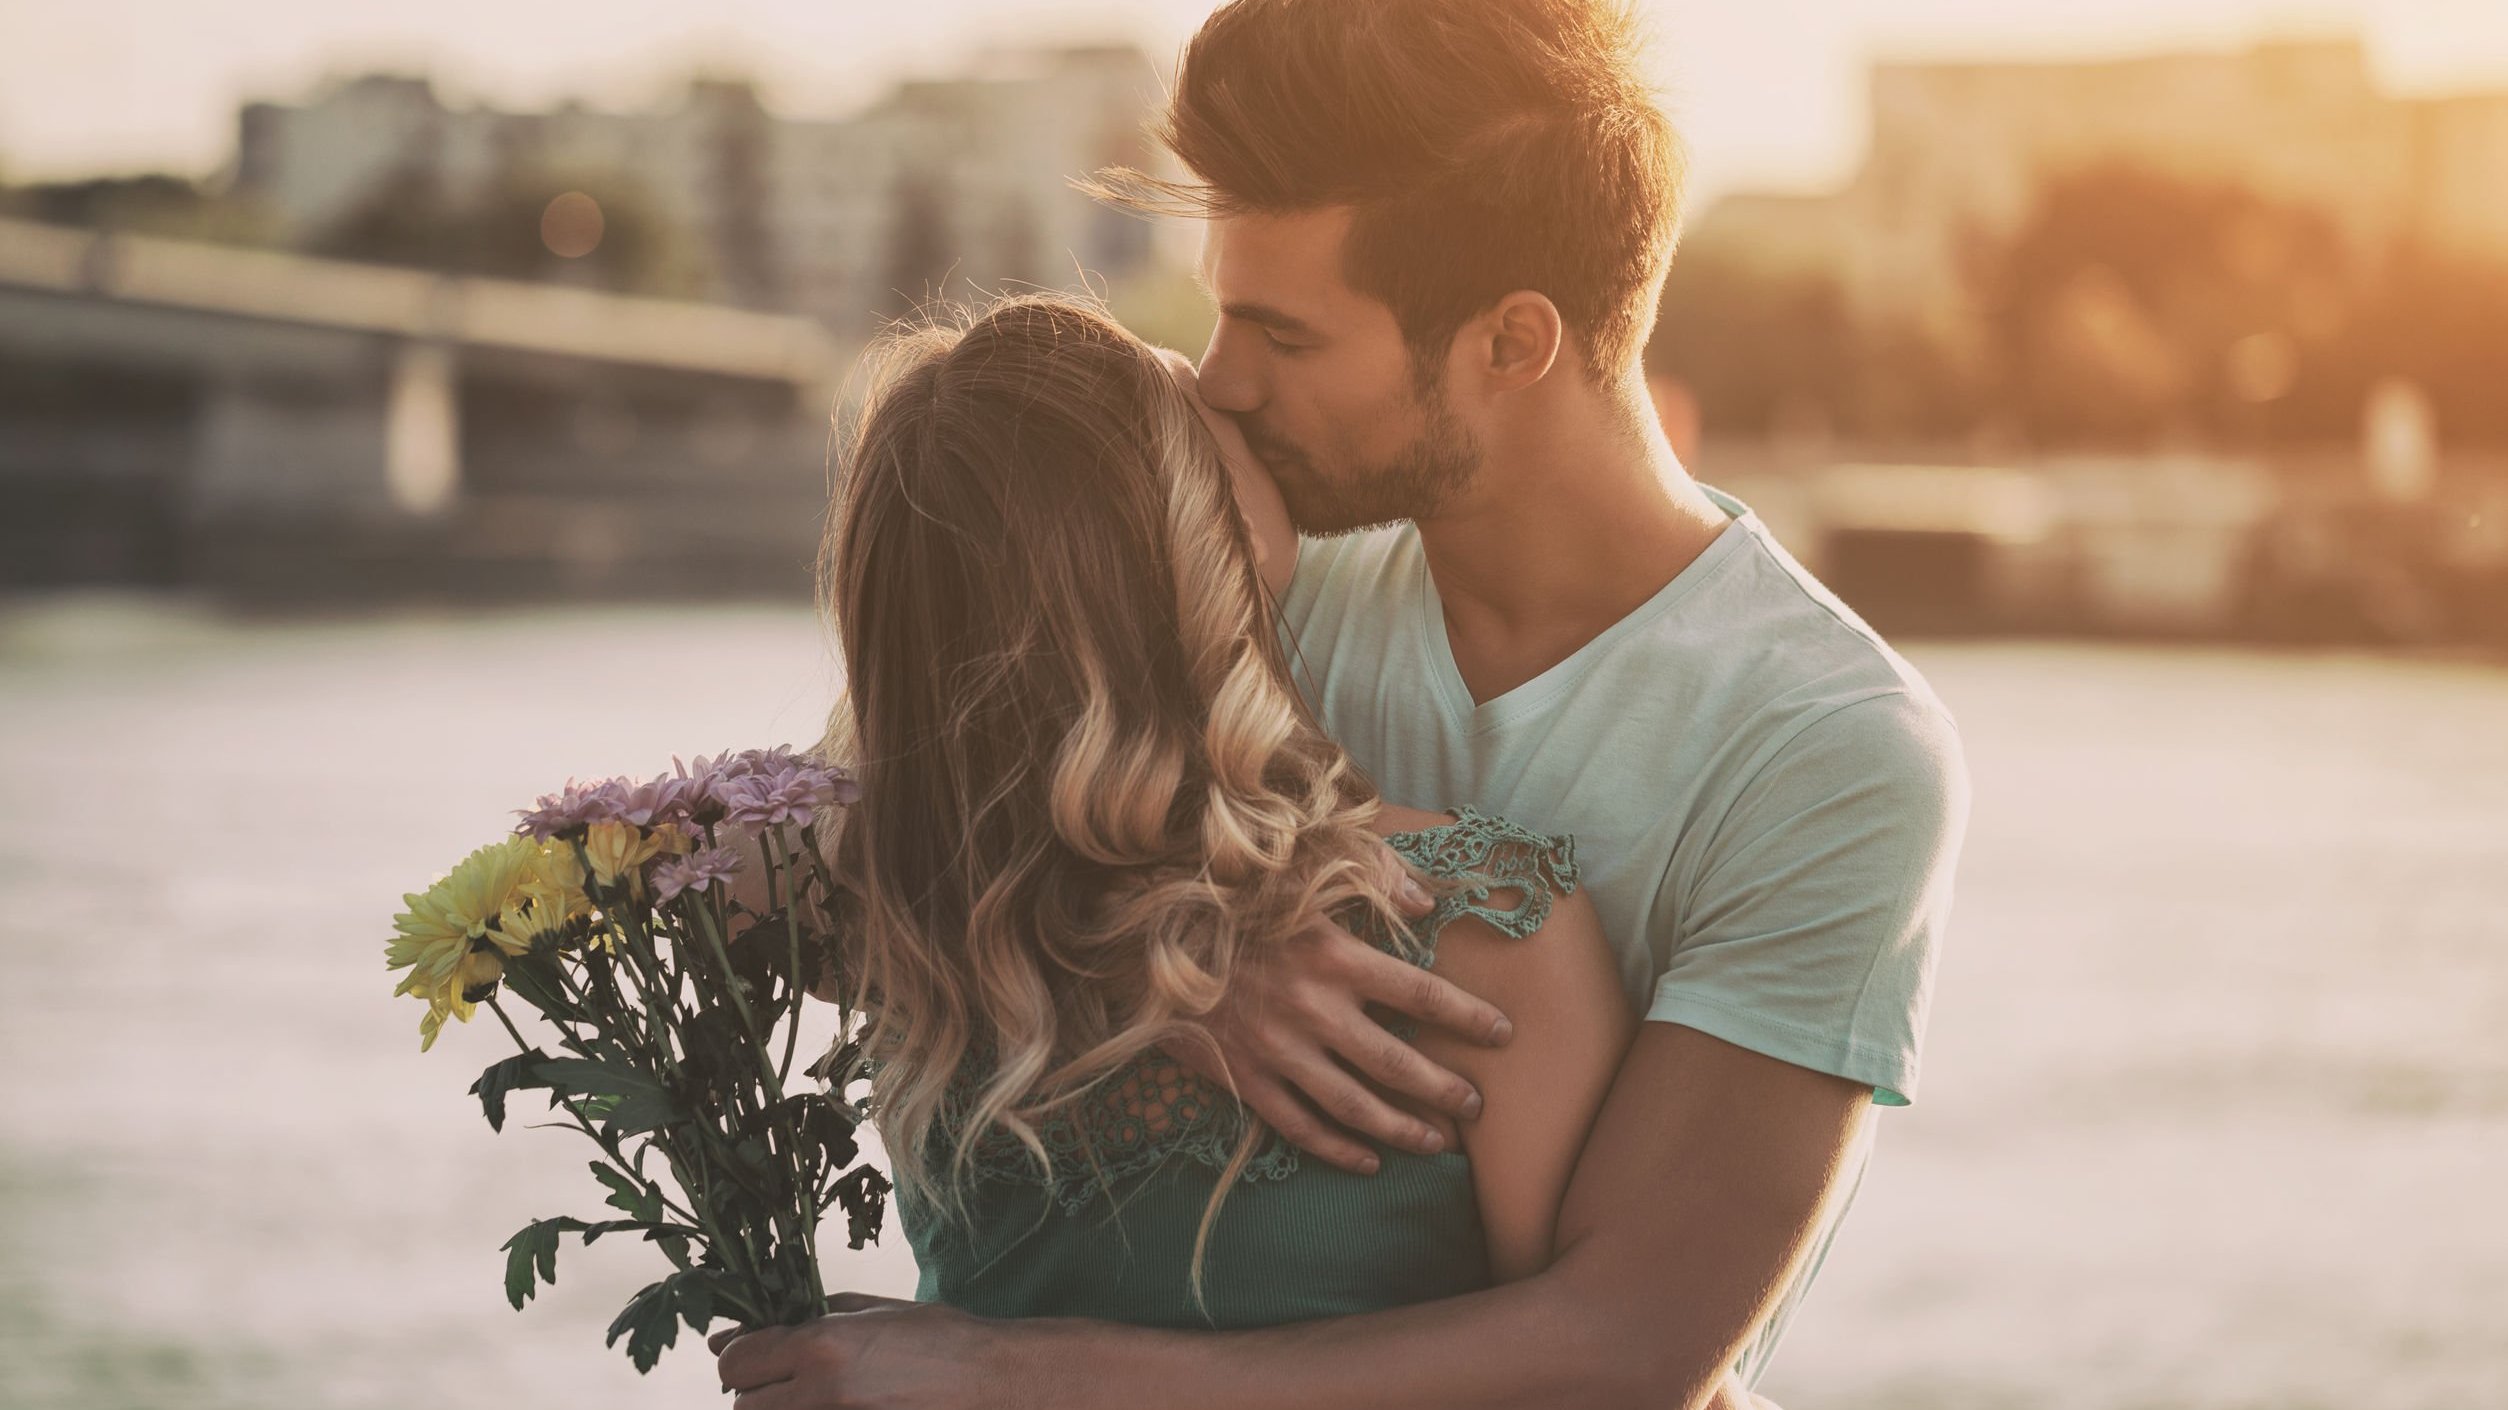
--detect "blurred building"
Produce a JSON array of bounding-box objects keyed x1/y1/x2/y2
[
  {"x1": 229, "y1": 45, "x2": 1168, "y2": 330},
  {"x1": 1692, "y1": 37, "x2": 2508, "y2": 346}
]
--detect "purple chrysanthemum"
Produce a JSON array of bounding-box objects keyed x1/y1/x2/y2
[
  {"x1": 697, "y1": 747, "x2": 861, "y2": 826},
  {"x1": 651, "y1": 845, "x2": 745, "y2": 904},
  {"x1": 518, "y1": 748, "x2": 859, "y2": 841},
  {"x1": 514, "y1": 776, "x2": 632, "y2": 839},
  {"x1": 716, "y1": 771, "x2": 825, "y2": 828}
]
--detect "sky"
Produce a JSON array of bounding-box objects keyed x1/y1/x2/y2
[{"x1": 4, "y1": 0, "x2": 2507, "y2": 206}]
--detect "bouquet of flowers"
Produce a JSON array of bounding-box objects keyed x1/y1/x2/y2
[{"x1": 385, "y1": 745, "x2": 890, "y2": 1372}]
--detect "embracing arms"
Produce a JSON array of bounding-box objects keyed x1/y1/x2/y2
[
  {"x1": 711, "y1": 1023, "x2": 1865, "y2": 1410},
  {"x1": 716, "y1": 687, "x2": 1967, "y2": 1408},
  {"x1": 1065, "y1": 1024, "x2": 1870, "y2": 1410}
]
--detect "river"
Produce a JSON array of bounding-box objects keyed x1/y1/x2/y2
[{"x1": 1, "y1": 598, "x2": 2501, "y2": 1409}]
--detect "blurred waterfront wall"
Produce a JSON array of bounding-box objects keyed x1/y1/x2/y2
[
  {"x1": 0, "y1": 218, "x2": 848, "y2": 602},
  {"x1": 1701, "y1": 449, "x2": 2508, "y2": 647}
]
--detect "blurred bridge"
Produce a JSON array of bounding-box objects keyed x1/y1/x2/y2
[{"x1": 0, "y1": 216, "x2": 852, "y2": 599}]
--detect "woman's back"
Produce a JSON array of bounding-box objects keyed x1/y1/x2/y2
[{"x1": 897, "y1": 807, "x2": 1621, "y2": 1328}]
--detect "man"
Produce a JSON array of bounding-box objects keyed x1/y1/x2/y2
[{"x1": 717, "y1": 1, "x2": 1968, "y2": 1404}]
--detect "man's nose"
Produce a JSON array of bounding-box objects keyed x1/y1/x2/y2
[{"x1": 1195, "y1": 327, "x2": 1262, "y2": 416}]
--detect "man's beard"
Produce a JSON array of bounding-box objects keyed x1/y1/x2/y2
[{"x1": 1244, "y1": 385, "x2": 1483, "y2": 536}]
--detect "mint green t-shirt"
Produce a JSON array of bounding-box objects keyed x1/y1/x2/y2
[{"x1": 1277, "y1": 484, "x2": 1970, "y2": 1381}]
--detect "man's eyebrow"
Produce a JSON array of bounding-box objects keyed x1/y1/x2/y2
[{"x1": 1219, "y1": 301, "x2": 1320, "y2": 338}]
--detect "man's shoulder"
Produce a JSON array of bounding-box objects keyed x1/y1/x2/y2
[
  {"x1": 1667, "y1": 516, "x2": 1971, "y2": 869},
  {"x1": 1600, "y1": 502, "x2": 1950, "y2": 735},
  {"x1": 1525, "y1": 497, "x2": 1960, "y2": 838},
  {"x1": 1705, "y1": 503, "x2": 1939, "y2": 699}
]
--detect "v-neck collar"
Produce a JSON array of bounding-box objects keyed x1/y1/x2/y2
[{"x1": 1411, "y1": 486, "x2": 1755, "y2": 735}]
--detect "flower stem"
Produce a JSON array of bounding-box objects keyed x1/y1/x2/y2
[
  {"x1": 763, "y1": 828, "x2": 807, "y2": 1086},
  {"x1": 486, "y1": 996, "x2": 702, "y2": 1228},
  {"x1": 693, "y1": 900, "x2": 822, "y2": 1308}
]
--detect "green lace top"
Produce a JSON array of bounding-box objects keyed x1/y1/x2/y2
[{"x1": 895, "y1": 806, "x2": 1580, "y2": 1329}]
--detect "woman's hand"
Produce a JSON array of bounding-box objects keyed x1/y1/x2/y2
[{"x1": 1158, "y1": 843, "x2": 1514, "y2": 1173}]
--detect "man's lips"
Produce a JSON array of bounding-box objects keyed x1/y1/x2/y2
[{"x1": 1239, "y1": 429, "x2": 1301, "y2": 472}]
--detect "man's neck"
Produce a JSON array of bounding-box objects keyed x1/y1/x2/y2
[{"x1": 1414, "y1": 383, "x2": 1729, "y2": 706}]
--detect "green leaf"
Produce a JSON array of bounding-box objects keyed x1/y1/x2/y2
[
  {"x1": 605, "y1": 1272, "x2": 706, "y2": 1374},
  {"x1": 653, "y1": 1230, "x2": 695, "y2": 1272},
  {"x1": 469, "y1": 1049, "x2": 552, "y2": 1133},
  {"x1": 576, "y1": 1218, "x2": 699, "y2": 1246},
  {"x1": 499, "y1": 1216, "x2": 588, "y2": 1311},
  {"x1": 603, "y1": 1085, "x2": 682, "y2": 1137},
  {"x1": 729, "y1": 1135, "x2": 775, "y2": 1181},
  {"x1": 829, "y1": 1165, "x2": 892, "y2": 1251},
  {"x1": 532, "y1": 1057, "x2": 665, "y2": 1101},
  {"x1": 589, "y1": 1161, "x2": 664, "y2": 1222},
  {"x1": 500, "y1": 952, "x2": 576, "y2": 1020},
  {"x1": 675, "y1": 1006, "x2": 751, "y2": 1111},
  {"x1": 726, "y1": 924, "x2": 787, "y2": 1005},
  {"x1": 805, "y1": 1038, "x2": 868, "y2": 1090},
  {"x1": 768, "y1": 1092, "x2": 860, "y2": 1175},
  {"x1": 532, "y1": 1057, "x2": 679, "y2": 1134},
  {"x1": 676, "y1": 1276, "x2": 715, "y2": 1333}
]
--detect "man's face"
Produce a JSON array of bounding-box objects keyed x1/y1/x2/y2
[{"x1": 1194, "y1": 209, "x2": 1481, "y2": 535}]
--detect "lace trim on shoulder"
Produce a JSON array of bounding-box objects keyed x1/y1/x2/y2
[
  {"x1": 1384, "y1": 805, "x2": 1581, "y2": 952},
  {"x1": 932, "y1": 806, "x2": 1580, "y2": 1215}
]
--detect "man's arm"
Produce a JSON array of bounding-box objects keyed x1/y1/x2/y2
[
  {"x1": 1042, "y1": 1024, "x2": 1867, "y2": 1410},
  {"x1": 716, "y1": 1024, "x2": 1867, "y2": 1410}
]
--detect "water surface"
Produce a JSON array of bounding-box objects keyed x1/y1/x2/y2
[{"x1": 1, "y1": 601, "x2": 2500, "y2": 1408}]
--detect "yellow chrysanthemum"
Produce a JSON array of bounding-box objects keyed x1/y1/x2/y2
[
  {"x1": 406, "y1": 944, "x2": 508, "y2": 1051},
  {"x1": 496, "y1": 894, "x2": 567, "y2": 951},
  {"x1": 388, "y1": 836, "x2": 539, "y2": 1050},
  {"x1": 510, "y1": 840, "x2": 595, "y2": 932},
  {"x1": 581, "y1": 820, "x2": 670, "y2": 898}
]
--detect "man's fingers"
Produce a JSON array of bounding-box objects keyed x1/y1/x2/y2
[
  {"x1": 821, "y1": 1291, "x2": 906, "y2": 1314},
  {"x1": 715, "y1": 1325, "x2": 796, "y2": 1390},
  {"x1": 1279, "y1": 1050, "x2": 1450, "y2": 1157},
  {"x1": 1238, "y1": 1072, "x2": 1385, "y2": 1175},
  {"x1": 1350, "y1": 942, "x2": 1513, "y2": 1046},
  {"x1": 1330, "y1": 1009, "x2": 1484, "y2": 1120},
  {"x1": 1372, "y1": 840, "x2": 1436, "y2": 917}
]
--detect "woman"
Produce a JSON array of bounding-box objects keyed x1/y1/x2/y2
[{"x1": 809, "y1": 292, "x2": 1637, "y2": 1331}]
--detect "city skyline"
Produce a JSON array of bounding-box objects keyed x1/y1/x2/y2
[{"x1": 6, "y1": 0, "x2": 2508, "y2": 210}]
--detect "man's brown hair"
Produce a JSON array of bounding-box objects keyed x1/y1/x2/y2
[{"x1": 1093, "y1": 0, "x2": 1685, "y2": 385}]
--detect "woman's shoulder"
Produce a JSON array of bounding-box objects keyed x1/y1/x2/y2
[
  {"x1": 1384, "y1": 817, "x2": 1635, "y2": 1224},
  {"x1": 1370, "y1": 804, "x2": 1582, "y2": 944},
  {"x1": 1371, "y1": 802, "x2": 1460, "y2": 836}
]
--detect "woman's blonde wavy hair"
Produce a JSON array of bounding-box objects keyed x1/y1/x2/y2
[{"x1": 809, "y1": 293, "x2": 1414, "y2": 1297}]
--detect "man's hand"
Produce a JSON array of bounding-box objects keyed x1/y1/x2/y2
[
  {"x1": 1160, "y1": 842, "x2": 1512, "y2": 1173},
  {"x1": 711, "y1": 1296, "x2": 1001, "y2": 1410}
]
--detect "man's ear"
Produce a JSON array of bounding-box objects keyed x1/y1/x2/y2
[{"x1": 1476, "y1": 291, "x2": 1563, "y2": 394}]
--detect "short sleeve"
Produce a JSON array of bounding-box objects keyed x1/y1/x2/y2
[{"x1": 1646, "y1": 689, "x2": 1970, "y2": 1106}]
